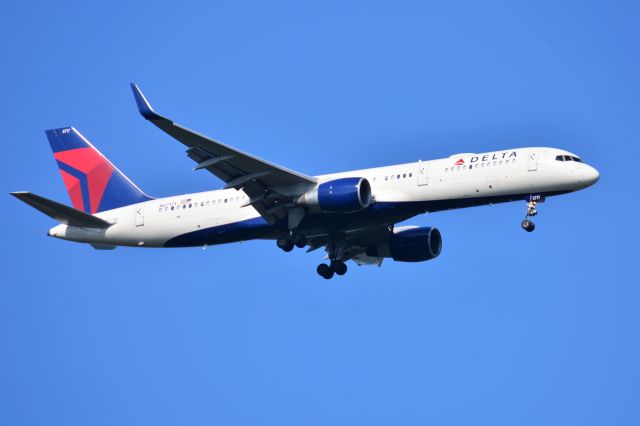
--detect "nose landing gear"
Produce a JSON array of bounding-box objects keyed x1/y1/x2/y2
[{"x1": 521, "y1": 195, "x2": 542, "y2": 232}]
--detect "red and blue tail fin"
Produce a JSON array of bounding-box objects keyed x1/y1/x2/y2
[{"x1": 45, "y1": 127, "x2": 152, "y2": 213}]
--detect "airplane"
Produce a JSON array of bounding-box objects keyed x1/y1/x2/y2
[{"x1": 11, "y1": 84, "x2": 600, "y2": 279}]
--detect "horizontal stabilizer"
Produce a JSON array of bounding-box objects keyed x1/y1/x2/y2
[{"x1": 10, "y1": 191, "x2": 112, "y2": 228}]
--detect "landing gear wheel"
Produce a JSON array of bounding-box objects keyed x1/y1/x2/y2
[
  {"x1": 317, "y1": 263, "x2": 334, "y2": 279},
  {"x1": 521, "y1": 219, "x2": 535, "y2": 232},
  {"x1": 293, "y1": 234, "x2": 307, "y2": 249},
  {"x1": 277, "y1": 238, "x2": 294, "y2": 252},
  {"x1": 330, "y1": 260, "x2": 348, "y2": 276}
]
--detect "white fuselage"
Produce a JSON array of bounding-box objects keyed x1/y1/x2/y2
[{"x1": 48, "y1": 147, "x2": 599, "y2": 248}]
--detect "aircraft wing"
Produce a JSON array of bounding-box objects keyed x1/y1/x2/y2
[{"x1": 130, "y1": 84, "x2": 317, "y2": 224}]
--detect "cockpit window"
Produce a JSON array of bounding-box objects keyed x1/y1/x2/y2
[{"x1": 556, "y1": 155, "x2": 583, "y2": 163}]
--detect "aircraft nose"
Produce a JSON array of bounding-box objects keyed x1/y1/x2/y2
[{"x1": 581, "y1": 165, "x2": 600, "y2": 187}]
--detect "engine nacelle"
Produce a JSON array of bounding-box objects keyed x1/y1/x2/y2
[
  {"x1": 367, "y1": 227, "x2": 442, "y2": 262},
  {"x1": 297, "y1": 177, "x2": 372, "y2": 213}
]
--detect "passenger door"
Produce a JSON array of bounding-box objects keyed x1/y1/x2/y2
[
  {"x1": 417, "y1": 163, "x2": 429, "y2": 186},
  {"x1": 527, "y1": 151, "x2": 538, "y2": 171},
  {"x1": 135, "y1": 207, "x2": 144, "y2": 227}
]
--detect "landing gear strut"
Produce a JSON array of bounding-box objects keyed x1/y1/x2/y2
[{"x1": 521, "y1": 198, "x2": 538, "y2": 232}]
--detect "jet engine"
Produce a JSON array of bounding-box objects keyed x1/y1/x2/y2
[
  {"x1": 367, "y1": 227, "x2": 442, "y2": 262},
  {"x1": 297, "y1": 177, "x2": 372, "y2": 213}
]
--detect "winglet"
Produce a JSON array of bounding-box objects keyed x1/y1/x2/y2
[{"x1": 130, "y1": 83, "x2": 162, "y2": 120}]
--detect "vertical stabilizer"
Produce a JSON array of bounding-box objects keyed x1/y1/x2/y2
[{"x1": 45, "y1": 127, "x2": 151, "y2": 213}]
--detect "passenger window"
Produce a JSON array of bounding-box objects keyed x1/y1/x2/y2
[
  {"x1": 224, "y1": 199, "x2": 228, "y2": 203},
  {"x1": 499, "y1": 161, "x2": 503, "y2": 165},
  {"x1": 409, "y1": 173, "x2": 412, "y2": 177},
  {"x1": 493, "y1": 161, "x2": 497, "y2": 166},
  {"x1": 506, "y1": 160, "x2": 509, "y2": 165},
  {"x1": 403, "y1": 173, "x2": 406, "y2": 178},
  {"x1": 171, "y1": 206, "x2": 174, "y2": 211},
  {"x1": 397, "y1": 174, "x2": 400, "y2": 179},
  {"x1": 445, "y1": 168, "x2": 448, "y2": 172},
  {"x1": 457, "y1": 166, "x2": 461, "y2": 171}
]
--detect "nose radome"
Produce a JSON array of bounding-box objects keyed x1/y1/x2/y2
[{"x1": 582, "y1": 165, "x2": 600, "y2": 187}]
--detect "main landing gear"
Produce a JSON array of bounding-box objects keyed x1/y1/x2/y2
[
  {"x1": 521, "y1": 198, "x2": 538, "y2": 232},
  {"x1": 316, "y1": 239, "x2": 349, "y2": 280},
  {"x1": 317, "y1": 260, "x2": 348, "y2": 280},
  {"x1": 277, "y1": 233, "x2": 349, "y2": 280},
  {"x1": 276, "y1": 233, "x2": 307, "y2": 252}
]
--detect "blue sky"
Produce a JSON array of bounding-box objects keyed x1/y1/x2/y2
[{"x1": 1, "y1": 1, "x2": 638, "y2": 425}]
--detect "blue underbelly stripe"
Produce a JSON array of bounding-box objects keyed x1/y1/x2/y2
[{"x1": 163, "y1": 191, "x2": 570, "y2": 247}]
